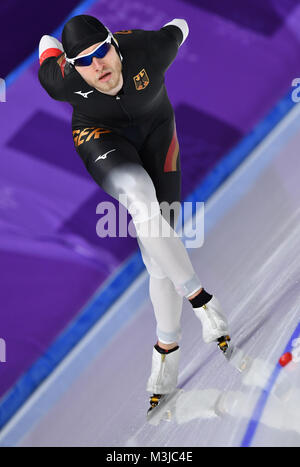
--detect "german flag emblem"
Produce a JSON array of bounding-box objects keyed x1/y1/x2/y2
[{"x1": 133, "y1": 68, "x2": 149, "y2": 91}]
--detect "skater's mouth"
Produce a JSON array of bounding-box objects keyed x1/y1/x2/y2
[{"x1": 98, "y1": 72, "x2": 112, "y2": 82}]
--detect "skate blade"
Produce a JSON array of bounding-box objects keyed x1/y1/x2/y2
[
  {"x1": 223, "y1": 343, "x2": 235, "y2": 361},
  {"x1": 147, "y1": 389, "x2": 181, "y2": 425},
  {"x1": 217, "y1": 336, "x2": 231, "y2": 355}
]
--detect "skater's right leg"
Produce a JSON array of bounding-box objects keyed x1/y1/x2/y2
[
  {"x1": 136, "y1": 242, "x2": 183, "y2": 394},
  {"x1": 147, "y1": 343, "x2": 180, "y2": 395},
  {"x1": 150, "y1": 276, "x2": 182, "y2": 349}
]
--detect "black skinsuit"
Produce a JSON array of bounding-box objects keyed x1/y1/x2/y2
[{"x1": 38, "y1": 25, "x2": 184, "y2": 223}]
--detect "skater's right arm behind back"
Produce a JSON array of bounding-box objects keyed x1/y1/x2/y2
[{"x1": 38, "y1": 35, "x2": 70, "y2": 102}]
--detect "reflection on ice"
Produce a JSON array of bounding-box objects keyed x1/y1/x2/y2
[{"x1": 148, "y1": 347, "x2": 300, "y2": 436}]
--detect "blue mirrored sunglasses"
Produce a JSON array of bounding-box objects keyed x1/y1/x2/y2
[{"x1": 66, "y1": 36, "x2": 112, "y2": 67}]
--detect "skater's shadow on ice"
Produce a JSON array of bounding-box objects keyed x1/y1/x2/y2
[{"x1": 148, "y1": 348, "x2": 300, "y2": 439}]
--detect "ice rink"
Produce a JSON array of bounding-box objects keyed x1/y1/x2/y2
[{"x1": 1, "y1": 99, "x2": 300, "y2": 448}]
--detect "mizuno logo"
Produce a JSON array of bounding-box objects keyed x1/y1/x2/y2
[
  {"x1": 74, "y1": 90, "x2": 94, "y2": 99},
  {"x1": 94, "y1": 149, "x2": 116, "y2": 162}
]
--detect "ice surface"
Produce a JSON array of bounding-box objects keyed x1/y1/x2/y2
[{"x1": 2, "y1": 103, "x2": 300, "y2": 447}]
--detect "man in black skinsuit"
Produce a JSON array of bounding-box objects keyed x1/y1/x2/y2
[{"x1": 38, "y1": 15, "x2": 230, "y2": 414}]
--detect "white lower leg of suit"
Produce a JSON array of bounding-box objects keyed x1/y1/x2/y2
[{"x1": 103, "y1": 163, "x2": 202, "y2": 345}]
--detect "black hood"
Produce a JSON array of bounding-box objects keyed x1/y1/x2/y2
[{"x1": 62, "y1": 15, "x2": 109, "y2": 58}]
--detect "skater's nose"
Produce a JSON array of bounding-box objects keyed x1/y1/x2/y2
[{"x1": 92, "y1": 56, "x2": 105, "y2": 71}]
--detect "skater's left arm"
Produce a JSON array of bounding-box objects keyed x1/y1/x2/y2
[
  {"x1": 149, "y1": 18, "x2": 189, "y2": 73},
  {"x1": 162, "y1": 19, "x2": 189, "y2": 47}
]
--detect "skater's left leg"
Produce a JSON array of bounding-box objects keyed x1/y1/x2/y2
[{"x1": 141, "y1": 123, "x2": 229, "y2": 346}]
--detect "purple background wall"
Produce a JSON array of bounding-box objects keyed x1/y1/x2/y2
[
  {"x1": 2, "y1": 0, "x2": 82, "y2": 78},
  {"x1": 1, "y1": 0, "x2": 300, "y2": 400}
]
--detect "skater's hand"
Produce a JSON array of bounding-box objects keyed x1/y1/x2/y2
[{"x1": 39, "y1": 35, "x2": 64, "y2": 65}]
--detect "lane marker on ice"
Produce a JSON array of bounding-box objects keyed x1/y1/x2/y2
[{"x1": 240, "y1": 322, "x2": 300, "y2": 447}]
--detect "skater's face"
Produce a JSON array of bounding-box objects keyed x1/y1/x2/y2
[{"x1": 75, "y1": 42, "x2": 123, "y2": 95}]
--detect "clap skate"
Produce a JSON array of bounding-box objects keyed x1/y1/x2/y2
[
  {"x1": 148, "y1": 393, "x2": 170, "y2": 419},
  {"x1": 148, "y1": 393, "x2": 164, "y2": 413},
  {"x1": 147, "y1": 389, "x2": 183, "y2": 424},
  {"x1": 217, "y1": 334, "x2": 231, "y2": 355},
  {"x1": 193, "y1": 297, "x2": 232, "y2": 356},
  {"x1": 146, "y1": 345, "x2": 180, "y2": 418}
]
